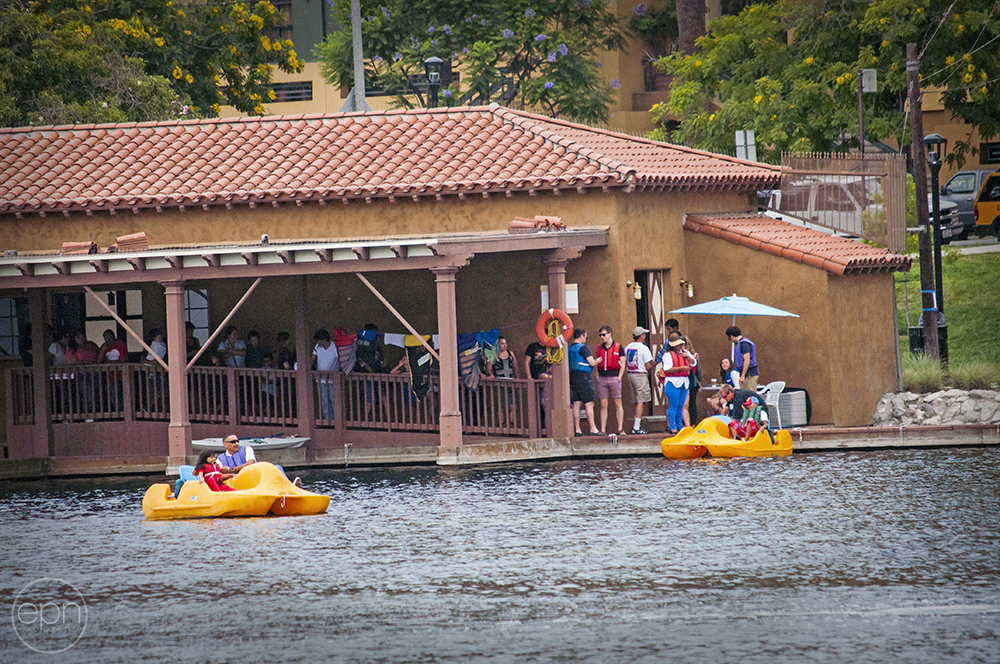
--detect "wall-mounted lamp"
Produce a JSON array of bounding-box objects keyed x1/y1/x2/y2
[
  {"x1": 625, "y1": 280, "x2": 642, "y2": 301},
  {"x1": 679, "y1": 278, "x2": 694, "y2": 298}
]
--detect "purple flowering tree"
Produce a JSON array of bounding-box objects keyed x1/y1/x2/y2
[{"x1": 317, "y1": 0, "x2": 628, "y2": 122}]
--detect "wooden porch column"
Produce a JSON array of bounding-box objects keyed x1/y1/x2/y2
[
  {"x1": 28, "y1": 289, "x2": 53, "y2": 458},
  {"x1": 294, "y1": 276, "x2": 316, "y2": 453},
  {"x1": 162, "y1": 281, "x2": 191, "y2": 468},
  {"x1": 545, "y1": 248, "x2": 584, "y2": 439},
  {"x1": 432, "y1": 266, "x2": 462, "y2": 448}
]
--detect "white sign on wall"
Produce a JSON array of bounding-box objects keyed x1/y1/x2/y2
[{"x1": 540, "y1": 284, "x2": 579, "y2": 314}]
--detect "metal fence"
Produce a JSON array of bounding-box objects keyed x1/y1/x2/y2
[{"x1": 775, "y1": 152, "x2": 907, "y2": 253}]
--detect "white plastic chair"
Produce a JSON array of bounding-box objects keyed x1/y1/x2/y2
[{"x1": 759, "y1": 381, "x2": 785, "y2": 429}]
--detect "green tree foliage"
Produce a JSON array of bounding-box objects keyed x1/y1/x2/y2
[
  {"x1": 651, "y1": 0, "x2": 1000, "y2": 165},
  {"x1": 316, "y1": 0, "x2": 628, "y2": 124},
  {"x1": 0, "y1": 0, "x2": 304, "y2": 127}
]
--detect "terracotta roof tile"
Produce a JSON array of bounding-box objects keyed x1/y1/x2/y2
[
  {"x1": 685, "y1": 214, "x2": 912, "y2": 275},
  {"x1": 0, "y1": 106, "x2": 780, "y2": 215}
]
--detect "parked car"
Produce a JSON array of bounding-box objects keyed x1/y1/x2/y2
[
  {"x1": 973, "y1": 172, "x2": 1000, "y2": 240},
  {"x1": 939, "y1": 168, "x2": 999, "y2": 238},
  {"x1": 934, "y1": 197, "x2": 963, "y2": 244}
]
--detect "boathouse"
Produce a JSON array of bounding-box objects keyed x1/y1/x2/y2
[{"x1": 0, "y1": 107, "x2": 911, "y2": 474}]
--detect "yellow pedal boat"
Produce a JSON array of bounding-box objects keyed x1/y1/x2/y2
[
  {"x1": 142, "y1": 462, "x2": 331, "y2": 520},
  {"x1": 661, "y1": 417, "x2": 793, "y2": 459}
]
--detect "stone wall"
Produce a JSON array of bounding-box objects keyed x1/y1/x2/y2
[{"x1": 872, "y1": 389, "x2": 1000, "y2": 426}]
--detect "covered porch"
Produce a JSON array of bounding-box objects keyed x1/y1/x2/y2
[{"x1": 1, "y1": 227, "x2": 608, "y2": 469}]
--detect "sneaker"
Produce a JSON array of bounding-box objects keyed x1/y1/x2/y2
[
  {"x1": 630, "y1": 427, "x2": 648, "y2": 435},
  {"x1": 292, "y1": 477, "x2": 302, "y2": 487}
]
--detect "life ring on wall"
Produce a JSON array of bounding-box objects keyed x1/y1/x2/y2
[{"x1": 536, "y1": 308, "x2": 574, "y2": 348}]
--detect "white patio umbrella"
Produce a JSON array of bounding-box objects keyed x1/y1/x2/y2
[
  {"x1": 669, "y1": 294, "x2": 799, "y2": 326},
  {"x1": 669, "y1": 294, "x2": 798, "y2": 361}
]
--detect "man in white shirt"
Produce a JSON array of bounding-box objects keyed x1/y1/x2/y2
[
  {"x1": 217, "y1": 434, "x2": 257, "y2": 473},
  {"x1": 624, "y1": 326, "x2": 654, "y2": 435},
  {"x1": 218, "y1": 325, "x2": 246, "y2": 368},
  {"x1": 312, "y1": 328, "x2": 339, "y2": 421}
]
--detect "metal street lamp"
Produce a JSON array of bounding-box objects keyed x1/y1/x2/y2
[
  {"x1": 424, "y1": 57, "x2": 443, "y2": 108},
  {"x1": 924, "y1": 132, "x2": 948, "y2": 362}
]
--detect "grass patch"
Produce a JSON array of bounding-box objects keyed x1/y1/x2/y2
[
  {"x1": 949, "y1": 361, "x2": 999, "y2": 390},
  {"x1": 895, "y1": 252, "x2": 1000, "y2": 370},
  {"x1": 901, "y1": 352, "x2": 944, "y2": 393}
]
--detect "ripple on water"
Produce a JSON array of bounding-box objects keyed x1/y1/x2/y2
[{"x1": 1, "y1": 448, "x2": 998, "y2": 663}]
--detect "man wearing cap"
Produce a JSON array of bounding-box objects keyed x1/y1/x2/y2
[
  {"x1": 217, "y1": 434, "x2": 257, "y2": 474},
  {"x1": 716, "y1": 385, "x2": 762, "y2": 420},
  {"x1": 624, "y1": 326, "x2": 654, "y2": 435},
  {"x1": 729, "y1": 394, "x2": 769, "y2": 440}
]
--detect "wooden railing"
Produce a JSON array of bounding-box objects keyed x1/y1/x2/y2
[{"x1": 6, "y1": 366, "x2": 549, "y2": 439}]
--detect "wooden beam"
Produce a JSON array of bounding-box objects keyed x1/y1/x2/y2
[
  {"x1": 127, "y1": 257, "x2": 145, "y2": 271},
  {"x1": 352, "y1": 246, "x2": 369, "y2": 261},
  {"x1": 83, "y1": 285, "x2": 169, "y2": 371},
  {"x1": 54, "y1": 262, "x2": 71, "y2": 275},
  {"x1": 203, "y1": 254, "x2": 221, "y2": 267},
  {"x1": 389, "y1": 245, "x2": 407, "y2": 259},
  {"x1": 166, "y1": 256, "x2": 183, "y2": 269},
  {"x1": 241, "y1": 252, "x2": 258, "y2": 266},
  {"x1": 185, "y1": 276, "x2": 263, "y2": 370},
  {"x1": 314, "y1": 248, "x2": 332, "y2": 262},
  {"x1": 89, "y1": 259, "x2": 109, "y2": 273},
  {"x1": 277, "y1": 250, "x2": 294, "y2": 264},
  {"x1": 355, "y1": 272, "x2": 440, "y2": 363}
]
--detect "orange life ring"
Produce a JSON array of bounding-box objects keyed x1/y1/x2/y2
[{"x1": 536, "y1": 308, "x2": 574, "y2": 348}]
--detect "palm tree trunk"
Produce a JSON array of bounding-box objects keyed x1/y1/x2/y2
[{"x1": 676, "y1": 0, "x2": 706, "y2": 54}]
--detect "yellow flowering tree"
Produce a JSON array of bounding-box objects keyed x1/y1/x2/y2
[
  {"x1": 652, "y1": 0, "x2": 999, "y2": 165},
  {"x1": 0, "y1": 0, "x2": 304, "y2": 127}
]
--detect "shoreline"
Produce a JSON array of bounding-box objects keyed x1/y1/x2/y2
[{"x1": 1, "y1": 423, "x2": 997, "y2": 481}]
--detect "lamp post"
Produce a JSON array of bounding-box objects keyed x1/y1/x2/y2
[
  {"x1": 424, "y1": 57, "x2": 442, "y2": 108},
  {"x1": 924, "y1": 132, "x2": 948, "y2": 362}
]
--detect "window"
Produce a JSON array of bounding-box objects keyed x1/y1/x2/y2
[
  {"x1": 944, "y1": 174, "x2": 977, "y2": 195},
  {"x1": 185, "y1": 289, "x2": 210, "y2": 346},
  {"x1": 0, "y1": 297, "x2": 19, "y2": 358},
  {"x1": 268, "y1": 1, "x2": 294, "y2": 42},
  {"x1": 84, "y1": 290, "x2": 144, "y2": 352},
  {"x1": 981, "y1": 142, "x2": 1000, "y2": 165},
  {"x1": 270, "y1": 81, "x2": 313, "y2": 102}
]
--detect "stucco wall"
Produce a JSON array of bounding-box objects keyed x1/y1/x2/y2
[
  {"x1": 682, "y1": 228, "x2": 836, "y2": 424},
  {"x1": 827, "y1": 272, "x2": 900, "y2": 426}
]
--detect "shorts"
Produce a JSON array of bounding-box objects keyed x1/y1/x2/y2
[
  {"x1": 596, "y1": 374, "x2": 622, "y2": 399},
  {"x1": 569, "y1": 371, "x2": 595, "y2": 404},
  {"x1": 627, "y1": 372, "x2": 651, "y2": 403}
]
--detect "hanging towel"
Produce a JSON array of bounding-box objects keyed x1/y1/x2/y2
[
  {"x1": 333, "y1": 327, "x2": 358, "y2": 375},
  {"x1": 457, "y1": 332, "x2": 483, "y2": 392},
  {"x1": 404, "y1": 335, "x2": 435, "y2": 401},
  {"x1": 476, "y1": 329, "x2": 500, "y2": 365},
  {"x1": 384, "y1": 333, "x2": 406, "y2": 348}
]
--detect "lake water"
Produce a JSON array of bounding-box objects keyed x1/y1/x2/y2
[{"x1": 2, "y1": 448, "x2": 999, "y2": 663}]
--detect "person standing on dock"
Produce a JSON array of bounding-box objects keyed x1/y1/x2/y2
[
  {"x1": 726, "y1": 326, "x2": 759, "y2": 393},
  {"x1": 568, "y1": 329, "x2": 600, "y2": 437}
]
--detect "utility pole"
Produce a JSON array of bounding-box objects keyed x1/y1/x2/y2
[{"x1": 906, "y1": 43, "x2": 940, "y2": 360}]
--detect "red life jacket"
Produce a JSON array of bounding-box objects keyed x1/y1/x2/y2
[
  {"x1": 665, "y1": 350, "x2": 691, "y2": 376},
  {"x1": 596, "y1": 342, "x2": 623, "y2": 371}
]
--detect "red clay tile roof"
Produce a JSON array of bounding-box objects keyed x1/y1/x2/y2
[
  {"x1": 0, "y1": 106, "x2": 779, "y2": 216},
  {"x1": 684, "y1": 214, "x2": 912, "y2": 275}
]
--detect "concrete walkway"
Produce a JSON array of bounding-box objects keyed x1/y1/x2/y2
[{"x1": 950, "y1": 237, "x2": 1000, "y2": 254}]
